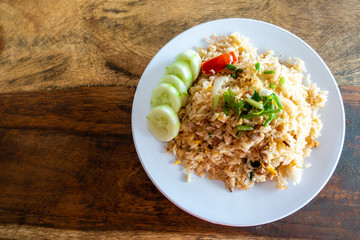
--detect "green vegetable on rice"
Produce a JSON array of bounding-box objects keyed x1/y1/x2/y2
[
  {"x1": 279, "y1": 77, "x2": 286, "y2": 88},
  {"x1": 255, "y1": 62, "x2": 261, "y2": 72}
]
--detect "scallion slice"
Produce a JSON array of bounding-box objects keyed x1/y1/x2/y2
[
  {"x1": 262, "y1": 96, "x2": 273, "y2": 108},
  {"x1": 237, "y1": 125, "x2": 254, "y2": 131},
  {"x1": 226, "y1": 64, "x2": 237, "y2": 70},
  {"x1": 279, "y1": 77, "x2": 286, "y2": 88},
  {"x1": 223, "y1": 105, "x2": 230, "y2": 116},
  {"x1": 264, "y1": 113, "x2": 276, "y2": 127},
  {"x1": 255, "y1": 62, "x2": 261, "y2": 72},
  {"x1": 263, "y1": 70, "x2": 275, "y2": 74},
  {"x1": 244, "y1": 98, "x2": 263, "y2": 110},
  {"x1": 236, "y1": 68, "x2": 243, "y2": 74},
  {"x1": 239, "y1": 109, "x2": 281, "y2": 119},
  {"x1": 273, "y1": 94, "x2": 284, "y2": 110}
]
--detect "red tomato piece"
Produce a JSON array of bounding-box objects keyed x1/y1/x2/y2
[{"x1": 201, "y1": 52, "x2": 238, "y2": 74}]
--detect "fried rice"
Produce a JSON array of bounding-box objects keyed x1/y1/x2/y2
[{"x1": 167, "y1": 33, "x2": 327, "y2": 191}]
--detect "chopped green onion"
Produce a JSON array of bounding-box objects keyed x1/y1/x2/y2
[
  {"x1": 239, "y1": 109, "x2": 281, "y2": 119},
  {"x1": 269, "y1": 83, "x2": 276, "y2": 89},
  {"x1": 273, "y1": 94, "x2": 284, "y2": 110},
  {"x1": 223, "y1": 105, "x2": 230, "y2": 115},
  {"x1": 262, "y1": 96, "x2": 273, "y2": 108},
  {"x1": 243, "y1": 102, "x2": 252, "y2": 114},
  {"x1": 223, "y1": 89, "x2": 235, "y2": 106},
  {"x1": 237, "y1": 125, "x2": 254, "y2": 131},
  {"x1": 251, "y1": 90, "x2": 262, "y2": 102},
  {"x1": 226, "y1": 64, "x2": 237, "y2": 70},
  {"x1": 223, "y1": 89, "x2": 243, "y2": 116},
  {"x1": 253, "y1": 109, "x2": 265, "y2": 116},
  {"x1": 226, "y1": 64, "x2": 243, "y2": 78},
  {"x1": 208, "y1": 132, "x2": 213, "y2": 138},
  {"x1": 264, "y1": 113, "x2": 275, "y2": 127},
  {"x1": 255, "y1": 62, "x2": 261, "y2": 72},
  {"x1": 279, "y1": 77, "x2": 286, "y2": 88},
  {"x1": 235, "y1": 68, "x2": 243, "y2": 74},
  {"x1": 213, "y1": 93, "x2": 220, "y2": 109},
  {"x1": 266, "y1": 103, "x2": 275, "y2": 112},
  {"x1": 263, "y1": 70, "x2": 275, "y2": 74},
  {"x1": 232, "y1": 100, "x2": 244, "y2": 116},
  {"x1": 244, "y1": 98, "x2": 263, "y2": 110}
]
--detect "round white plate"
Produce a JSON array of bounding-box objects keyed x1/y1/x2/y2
[{"x1": 131, "y1": 18, "x2": 345, "y2": 226}]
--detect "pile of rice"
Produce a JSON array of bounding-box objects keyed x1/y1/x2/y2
[{"x1": 167, "y1": 33, "x2": 327, "y2": 191}]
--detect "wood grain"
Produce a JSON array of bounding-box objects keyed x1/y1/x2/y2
[
  {"x1": 0, "y1": 0, "x2": 359, "y2": 239},
  {"x1": 0, "y1": 0, "x2": 359, "y2": 93}
]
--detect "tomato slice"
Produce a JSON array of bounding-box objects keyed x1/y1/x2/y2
[{"x1": 201, "y1": 52, "x2": 238, "y2": 74}]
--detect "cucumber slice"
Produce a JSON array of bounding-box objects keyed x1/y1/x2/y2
[
  {"x1": 147, "y1": 105, "x2": 180, "y2": 141},
  {"x1": 150, "y1": 83, "x2": 182, "y2": 112},
  {"x1": 165, "y1": 60, "x2": 193, "y2": 89},
  {"x1": 160, "y1": 75, "x2": 188, "y2": 106},
  {"x1": 190, "y1": 54, "x2": 201, "y2": 80},
  {"x1": 177, "y1": 50, "x2": 201, "y2": 81}
]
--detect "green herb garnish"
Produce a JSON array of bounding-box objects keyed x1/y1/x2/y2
[
  {"x1": 279, "y1": 77, "x2": 286, "y2": 88},
  {"x1": 272, "y1": 93, "x2": 284, "y2": 110},
  {"x1": 236, "y1": 68, "x2": 243, "y2": 74},
  {"x1": 226, "y1": 64, "x2": 243, "y2": 78},
  {"x1": 244, "y1": 98, "x2": 263, "y2": 110},
  {"x1": 226, "y1": 64, "x2": 237, "y2": 70},
  {"x1": 264, "y1": 113, "x2": 276, "y2": 127},
  {"x1": 255, "y1": 62, "x2": 261, "y2": 72},
  {"x1": 223, "y1": 105, "x2": 230, "y2": 116},
  {"x1": 251, "y1": 90, "x2": 262, "y2": 102},
  {"x1": 237, "y1": 125, "x2": 254, "y2": 131},
  {"x1": 223, "y1": 89, "x2": 243, "y2": 116},
  {"x1": 262, "y1": 95, "x2": 273, "y2": 109},
  {"x1": 208, "y1": 132, "x2": 213, "y2": 138},
  {"x1": 239, "y1": 109, "x2": 281, "y2": 119},
  {"x1": 230, "y1": 73, "x2": 238, "y2": 78},
  {"x1": 223, "y1": 89, "x2": 235, "y2": 106},
  {"x1": 263, "y1": 70, "x2": 275, "y2": 74},
  {"x1": 220, "y1": 88, "x2": 284, "y2": 133},
  {"x1": 243, "y1": 102, "x2": 252, "y2": 114},
  {"x1": 269, "y1": 83, "x2": 276, "y2": 89},
  {"x1": 232, "y1": 100, "x2": 244, "y2": 116}
]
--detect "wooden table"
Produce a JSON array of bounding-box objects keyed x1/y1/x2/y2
[{"x1": 0, "y1": 0, "x2": 359, "y2": 239}]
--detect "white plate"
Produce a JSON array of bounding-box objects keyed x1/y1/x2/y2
[{"x1": 131, "y1": 18, "x2": 345, "y2": 226}]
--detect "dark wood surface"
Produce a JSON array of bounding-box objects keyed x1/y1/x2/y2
[{"x1": 0, "y1": 0, "x2": 359, "y2": 239}]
